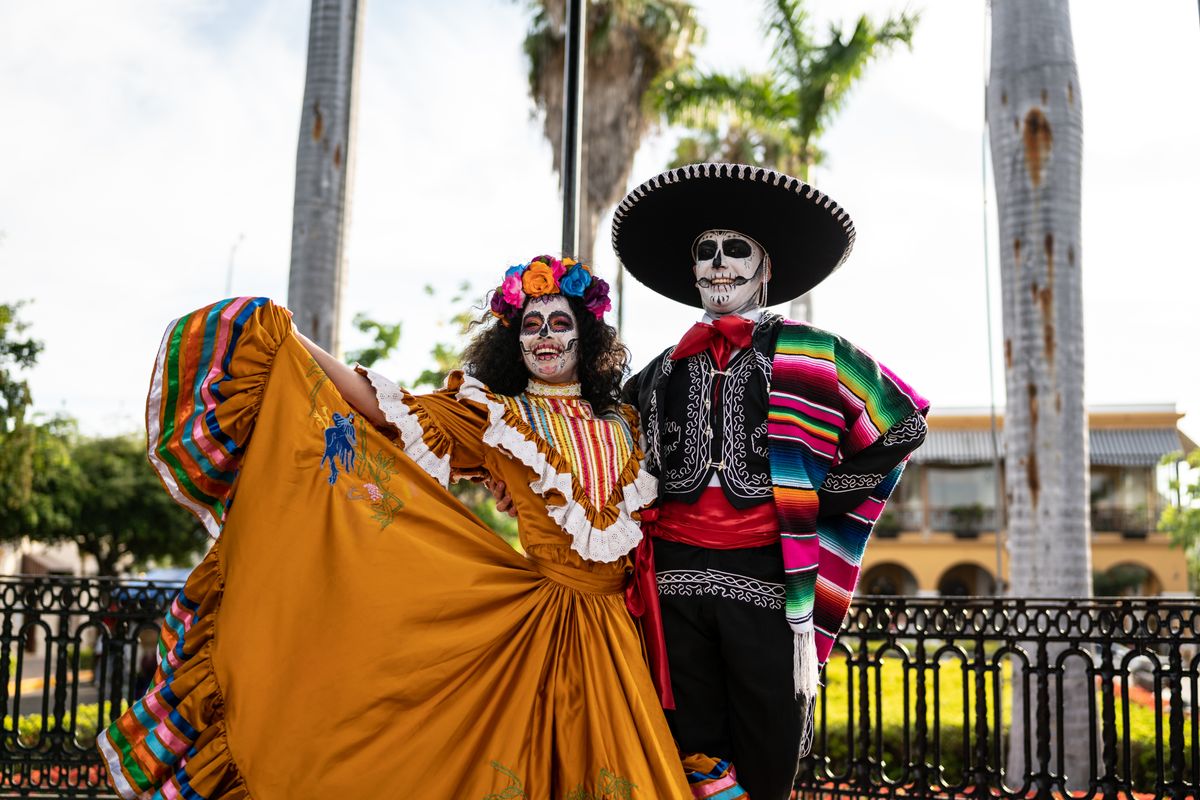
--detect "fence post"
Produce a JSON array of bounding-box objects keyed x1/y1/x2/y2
[
  {"x1": 854, "y1": 630, "x2": 872, "y2": 791},
  {"x1": 1097, "y1": 617, "x2": 1119, "y2": 800},
  {"x1": 971, "y1": 634, "x2": 991, "y2": 794},
  {"x1": 1167, "y1": 635, "x2": 1187, "y2": 797},
  {"x1": 912, "y1": 627, "x2": 929, "y2": 791}
]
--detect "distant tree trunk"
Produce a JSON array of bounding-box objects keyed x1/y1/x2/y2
[
  {"x1": 79, "y1": 535, "x2": 120, "y2": 579},
  {"x1": 987, "y1": 0, "x2": 1090, "y2": 790},
  {"x1": 288, "y1": 0, "x2": 365, "y2": 356},
  {"x1": 787, "y1": 158, "x2": 814, "y2": 322},
  {"x1": 788, "y1": 292, "x2": 813, "y2": 323}
]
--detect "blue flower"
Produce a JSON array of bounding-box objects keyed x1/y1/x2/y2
[
  {"x1": 505, "y1": 264, "x2": 526, "y2": 278},
  {"x1": 559, "y1": 264, "x2": 591, "y2": 297}
]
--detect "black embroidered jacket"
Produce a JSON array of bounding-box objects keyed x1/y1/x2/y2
[
  {"x1": 623, "y1": 314, "x2": 783, "y2": 509},
  {"x1": 623, "y1": 315, "x2": 929, "y2": 518}
]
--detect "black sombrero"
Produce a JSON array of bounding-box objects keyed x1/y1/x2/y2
[{"x1": 611, "y1": 162, "x2": 856, "y2": 308}]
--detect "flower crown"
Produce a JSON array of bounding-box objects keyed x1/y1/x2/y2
[{"x1": 489, "y1": 255, "x2": 612, "y2": 326}]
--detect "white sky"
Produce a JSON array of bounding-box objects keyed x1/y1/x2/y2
[{"x1": 1, "y1": 1, "x2": 1197, "y2": 441}]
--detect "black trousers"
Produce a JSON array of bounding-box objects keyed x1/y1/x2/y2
[{"x1": 654, "y1": 539, "x2": 803, "y2": 800}]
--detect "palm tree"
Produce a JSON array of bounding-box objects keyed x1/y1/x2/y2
[
  {"x1": 521, "y1": 0, "x2": 702, "y2": 326},
  {"x1": 654, "y1": 0, "x2": 917, "y2": 321},
  {"x1": 288, "y1": 0, "x2": 366, "y2": 355},
  {"x1": 986, "y1": 0, "x2": 1090, "y2": 789}
]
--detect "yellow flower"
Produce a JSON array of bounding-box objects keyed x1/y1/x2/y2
[{"x1": 522, "y1": 262, "x2": 557, "y2": 296}]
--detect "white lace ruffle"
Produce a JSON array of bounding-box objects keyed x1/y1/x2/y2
[
  {"x1": 356, "y1": 365, "x2": 451, "y2": 489},
  {"x1": 456, "y1": 375, "x2": 657, "y2": 564}
]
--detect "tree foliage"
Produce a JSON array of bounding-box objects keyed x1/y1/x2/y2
[
  {"x1": 0, "y1": 306, "x2": 207, "y2": 574},
  {"x1": 346, "y1": 286, "x2": 518, "y2": 545},
  {"x1": 0, "y1": 301, "x2": 58, "y2": 538},
  {"x1": 0, "y1": 302, "x2": 42, "y2": 430},
  {"x1": 5, "y1": 429, "x2": 207, "y2": 576},
  {"x1": 411, "y1": 283, "x2": 476, "y2": 390},
  {"x1": 1160, "y1": 450, "x2": 1200, "y2": 590},
  {"x1": 520, "y1": 0, "x2": 702, "y2": 260},
  {"x1": 0, "y1": 415, "x2": 78, "y2": 543},
  {"x1": 345, "y1": 314, "x2": 402, "y2": 369},
  {"x1": 655, "y1": 0, "x2": 918, "y2": 179},
  {"x1": 66, "y1": 435, "x2": 209, "y2": 576}
]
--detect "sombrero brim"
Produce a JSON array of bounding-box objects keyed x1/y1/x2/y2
[{"x1": 611, "y1": 163, "x2": 856, "y2": 308}]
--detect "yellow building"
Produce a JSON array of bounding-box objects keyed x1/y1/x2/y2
[{"x1": 861, "y1": 405, "x2": 1196, "y2": 597}]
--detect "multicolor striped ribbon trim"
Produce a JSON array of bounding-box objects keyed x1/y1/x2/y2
[
  {"x1": 146, "y1": 296, "x2": 272, "y2": 538},
  {"x1": 98, "y1": 297, "x2": 284, "y2": 799},
  {"x1": 768, "y1": 322, "x2": 927, "y2": 661},
  {"x1": 97, "y1": 563, "x2": 212, "y2": 799},
  {"x1": 502, "y1": 393, "x2": 634, "y2": 510},
  {"x1": 681, "y1": 755, "x2": 747, "y2": 800}
]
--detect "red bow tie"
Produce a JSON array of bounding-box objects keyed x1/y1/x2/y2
[{"x1": 671, "y1": 316, "x2": 755, "y2": 370}]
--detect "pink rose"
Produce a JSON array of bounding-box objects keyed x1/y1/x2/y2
[
  {"x1": 584, "y1": 277, "x2": 611, "y2": 318},
  {"x1": 501, "y1": 272, "x2": 526, "y2": 306},
  {"x1": 587, "y1": 296, "x2": 612, "y2": 319},
  {"x1": 548, "y1": 258, "x2": 565, "y2": 280}
]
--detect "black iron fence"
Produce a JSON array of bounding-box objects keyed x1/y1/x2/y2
[
  {"x1": 0, "y1": 575, "x2": 181, "y2": 798},
  {"x1": 798, "y1": 596, "x2": 1198, "y2": 800},
  {"x1": 0, "y1": 578, "x2": 1195, "y2": 799}
]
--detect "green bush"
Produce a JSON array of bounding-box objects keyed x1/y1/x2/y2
[
  {"x1": 3, "y1": 701, "x2": 122, "y2": 750},
  {"x1": 813, "y1": 655, "x2": 1193, "y2": 790},
  {"x1": 64, "y1": 644, "x2": 96, "y2": 671}
]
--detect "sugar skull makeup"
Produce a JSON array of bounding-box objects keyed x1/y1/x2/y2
[
  {"x1": 519, "y1": 295, "x2": 580, "y2": 383},
  {"x1": 692, "y1": 229, "x2": 771, "y2": 316}
]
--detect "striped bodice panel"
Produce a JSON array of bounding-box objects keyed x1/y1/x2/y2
[{"x1": 502, "y1": 394, "x2": 634, "y2": 510}]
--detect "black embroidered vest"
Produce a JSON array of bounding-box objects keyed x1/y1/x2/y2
[{"x1": 630, "y1": 314, "x2": 784, "y2": 508}]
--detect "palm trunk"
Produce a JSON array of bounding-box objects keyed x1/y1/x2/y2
[
  {"x1": 287, "y1": 0, "x2": 365, "y2": 356},
  {"x1": 987, "y1": 0, "x2": 1090, "y2": 790}
]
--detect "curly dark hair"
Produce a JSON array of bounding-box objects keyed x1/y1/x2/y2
[{"x1": 461, "y1": 293, "x2": 629, "y2": 414}]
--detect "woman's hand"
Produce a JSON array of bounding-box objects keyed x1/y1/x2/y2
[{"x1": 484, "y1": 477, "x2": 518, "y2": 518}]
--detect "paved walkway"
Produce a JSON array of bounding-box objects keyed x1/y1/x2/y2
[{"x1": 8, "y1": 654, "x2": 103, "y2": 712}]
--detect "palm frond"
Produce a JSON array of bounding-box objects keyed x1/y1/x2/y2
[
  {"x1": 521, "y1": 5, "x2": 555, "y2": 101},
  {"x1": 763, "y1": 0, "x2": 811, "y2": 75},
  {"x1": 625, "y1": 0, "x2": 704, "y2": 68},
  {"x1": 653, "y1": 70, "x2": 784, "y2": 127},
  {"x1": 794, "y1": 10, "x2": 918, "y2": 141},
  {"x1": 667, "y1": 122, "x2": 809, "y2": 174},
  {"x1": 648, "y1": 0, "x2": 916, "y2": 179}
]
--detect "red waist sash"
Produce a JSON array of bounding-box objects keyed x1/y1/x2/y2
[{"x1": 653, "y1": 487, "x2": 779, "y2": 548}]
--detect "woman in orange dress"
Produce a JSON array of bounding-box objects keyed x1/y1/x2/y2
[{"x1": 97, "y1": 257, "x2": 691, "y2": 800}]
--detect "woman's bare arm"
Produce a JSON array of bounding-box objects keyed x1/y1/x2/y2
[{"x1": 295, "y1": 332, "x2": 389, "y2": 429}]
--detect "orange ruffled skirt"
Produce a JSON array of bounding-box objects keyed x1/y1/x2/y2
[{"x1": 97, "y1": 298, "x2": 689, "y2": 800}]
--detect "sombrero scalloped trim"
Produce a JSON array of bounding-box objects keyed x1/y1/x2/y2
[{"x1": 611, "y1": 162, "x2": 857, "y2": 268}]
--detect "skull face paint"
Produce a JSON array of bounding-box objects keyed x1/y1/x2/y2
[
  {"x1": 519, "y1": 295, "x2": 580, "y2": 383},
  {"x1": 692, "y1": 229, "x2": 771, "y2": 316}
]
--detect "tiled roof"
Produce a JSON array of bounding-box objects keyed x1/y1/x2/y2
[
  {"x1": 1090, "y1": 429, "x2": 1186, "y2": 467},
  {"x1": 911, "y1": 429, "x2": 1001, "y2": 464},
  {"x1": 913, "y1": 428, "x2": 1184, "y2": 467}
]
